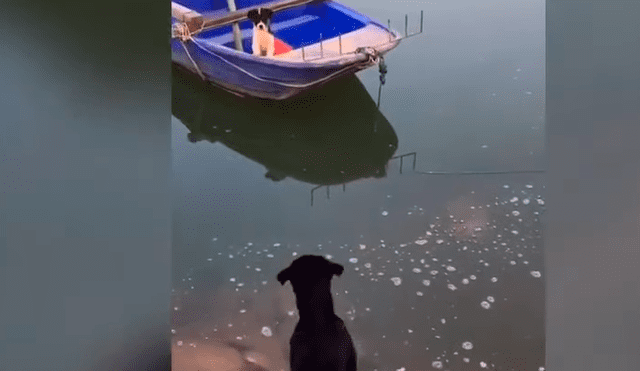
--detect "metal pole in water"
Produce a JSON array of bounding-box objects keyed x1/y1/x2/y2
[
  {"x1": 388, "y1": 19, "x2": 392, "y2": 41},
  {"x1": 420, "y1": 10, "x2": 424, "y2": 34},
  {"x1": 227, "y1": 0, "x2": 244, "y2": 52},
  {"x1": 320, "y1": 33, "x2": 323, "y2": 58},
  {"x1": 405, "y1": 14, "x2": 408, "y2": 37},
  {"x1": 339, "y1": 35, "x2": 342, "y2": 55}
]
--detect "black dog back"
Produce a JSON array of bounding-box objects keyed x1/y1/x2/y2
[{"x1": 278, "y1": 255, "x2": 357, "y2": 371}]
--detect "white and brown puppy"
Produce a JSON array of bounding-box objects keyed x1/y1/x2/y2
[
  {"x1": 277, "y1": 255, "x2": 357, "y2": 371},
  {"x1": 248, "y1": 8, "x2": 275, "y2": 57}
]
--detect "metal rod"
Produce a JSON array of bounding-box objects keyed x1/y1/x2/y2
[
  {"x1": 311, "y1": 185, "x2": 322, "y2": 206},
  {"x1": 302, "y1": 46, "x2": 305, "y2": 60},
  {"x1": 320, "y1": 33, "x2": 323, "y2": 58},
  {"x1": 420, "y1": 10, "x2": 424, "y2": 34},
  {"x1": 388, "y1": 19, "x2": 392, "y2": 41},
  {"x1": 400, "y1": 157, "x2": 404, "y2": 174},
  {"x1": 405, "y1": 14, "x2": 408, "y2": 37},
  {"x1": 339, "y1": 35, "x2": 342, "y2": 55},
  {"x1": 226, "y1": 0, "x2": 244, "y2": 52},
  {"x1": 412, "y1": 152, "x2": 417, "y2": 170}
]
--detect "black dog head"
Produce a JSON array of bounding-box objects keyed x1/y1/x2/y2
[
  {"x1": 277, "y1": 255, "x2": 344, "y2": 286},
  {"x1": 247, "y1": 8, "x2": 274, "y2": 31}
]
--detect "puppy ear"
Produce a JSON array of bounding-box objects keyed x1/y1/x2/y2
[
  {"x1": 330, "y1": 262, "x2": 344, "y2": 277},
  {"x1": 263, "y1": 8, "x2": 274, "y2": 18},
  {"x1": 247, "y1": 9, "x2": 259, "y2": 22},
  {"x1": 277, "y1": 268, "x2": 290, "y2": 285}
]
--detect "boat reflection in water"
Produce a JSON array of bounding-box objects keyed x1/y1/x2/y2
[{"x1": 172, "y1": 64, "x2": 398, "y2": 187}]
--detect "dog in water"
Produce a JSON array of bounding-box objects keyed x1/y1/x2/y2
[
  {"x1": 277, "y1": 255, "x2": 357, "y2": 371},
  {"x1": 248, "y1": 8, "x2": 275, "y2": 57}
]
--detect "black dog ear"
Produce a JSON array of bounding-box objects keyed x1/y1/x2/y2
[
  {"x1": 247, "y1": 9, "x2": 260, "y2": 23},
  {"x1": 262, "y1": 8, "x2": 274, "y2": 19},
  {"x1": 277, "y1": 267, "x2": 290, "y2": 285},
  {"x1": 330, "y1": 262, "x2": 344, "y2": 277}
]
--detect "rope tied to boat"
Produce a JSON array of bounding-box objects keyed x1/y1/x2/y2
[
  {"x1": 172, "y1": 22, "x2": 207, "y2": 80},
  {"x1": 172, "y1": 22, "x2": 193, "y2": 42}
]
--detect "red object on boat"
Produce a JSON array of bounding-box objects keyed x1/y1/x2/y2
[{"x1": 274, "y1": 38, "x2": 293, "y2": 55}]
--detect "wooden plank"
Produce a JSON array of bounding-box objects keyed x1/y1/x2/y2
[
  {"x1": 200, "y1": 0, "x2": 322, "y2": 31},
  {"x1": 172, "y1": 2, "x2": 204, "y2": 32}
]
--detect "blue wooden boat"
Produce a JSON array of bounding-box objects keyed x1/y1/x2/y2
[{"x1": 171, "y1": 0, "x2": 403, "y2": 99}]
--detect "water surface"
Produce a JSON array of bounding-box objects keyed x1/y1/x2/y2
[{"x1": 171, "y1": 1, "x2": 545, "y2": 370}]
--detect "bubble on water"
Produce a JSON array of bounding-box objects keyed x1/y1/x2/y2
[
  {"x1": 261, "y1": 326, "x2": 273, "y2": 337},
  {"x1": 512, "y1": 210, "x2": 521, "y2": 216},
  {"x1": 537, "y1": 198, "x2": 545, "y2": 205},
  {"x1": 510, "y1": 260, "x2": 517, "y2": 265},
  {"x1": 512, "y1": 230, "x2": 519, "y2": 235},
  {"x1": 448, "y1": 284, "x2": 458, "y2": 291},
  {"x1": 436, "y1": 239, "x2": 444, "y2": 244},
  {"x1": 417, "y1": 291, "x2": 424, "y2": 296},
  {"x1": 539, "y1": 367, "x2": 545, "y2": 371},
  {"x1": 382, "y1": 211, "x2": 389, "y2": 216},
  {"x1": 430, "y1": 270, "x2": 439, "y2": 276},
  {"x1": 531, "y1": 270, "x2": 542, "y2": 278},
  {"x1": 510, "y1": 197, "x2": 519, "y2": 203},
  {"x1": 422, "y1": 279, "x2": 431, "y2": 286},
  {"x1": 413, "y1": 268, "x2": 422, "y2": 273},
  {"x1": 480, "y1": 361, "x2": 487, "y2": 368},
  {"x1": 487, "y1": 296, "x2": 495, "y2": 303},
  {"x1": 349, "y1": 258, "x2": 358, "y2": 263},
  {"x1": 391, "y1": 277, "x2": 402, "y2": 286},
  {"x1": 481, "y1": 144, "x2": 489, "y2": 148},
  {"x1": 415, "y1": 239, "x2": 428, "y2": 245},
  {"x1": 470, "y1": 275, "x2": 477, "y2": 280},
  {"x1": 432, "y1": 361, "x2": 443, "y2": 369},
  {"x1": 526, "y1": 184, "x2": 533, "y2": 188},
  {"x1": 491, "y1": 277, "x2": 498, "y2": 283},
  {"x1": 523, "y1": 198, "x2": 530, "y2": 205},
  {"x1": 503, "y1": 184, "x2": 510, "y2": 189},
  {"x1": 463, "y1": 357, "x2": 470, "y2": 363},
  {"x1": 267, "y1": 254, "x2": 274, "y2": 258},
  {"x1": 462, "y1": 341, "x2": 473, "y2": 350},
  {"x1": 441, "y1": 318, "x2": 446, "y2": 324},
  {"x1": 230, "y1": 277, "x2": 236, "y2": 282},
  {"x1": 177, "y1": 340, "x2": 183, "y2": 346},
  {"x1": 481, "y1": 301, "x2": 491, "y2": 309},
  {"x1": 273, "y1": 243, "x2": 281, "y2": 247},
  {"x1": 446, "y1": 265, "x2": 456, "y2": 272},
  {"x1": 462, "y1": 278, "x2": 470, "y2": 285}
]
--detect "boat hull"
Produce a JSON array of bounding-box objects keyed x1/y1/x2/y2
[{"x1": 171, "y1": 0, "x2": 401, "y2": 99}]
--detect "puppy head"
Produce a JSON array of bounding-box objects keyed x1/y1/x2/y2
[
  {"x1": 277, "y1": 255, "x2": 344, "y2": 286},
  {"x1": 247, "y1": 8, "x2": 274, "y2": 31}
]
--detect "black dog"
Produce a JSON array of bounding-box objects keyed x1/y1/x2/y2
[{"x1": 277, "y1": 255, "x2": 357, "y2": 371}]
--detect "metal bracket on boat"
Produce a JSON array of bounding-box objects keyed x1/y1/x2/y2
[{"x1": 388, "y1": 10, "x2": 424, "y2": 42}]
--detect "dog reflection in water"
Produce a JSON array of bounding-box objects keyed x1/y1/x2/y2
[{"x1": 277, "y1": 255, "x2": 357, "y2": 371}]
